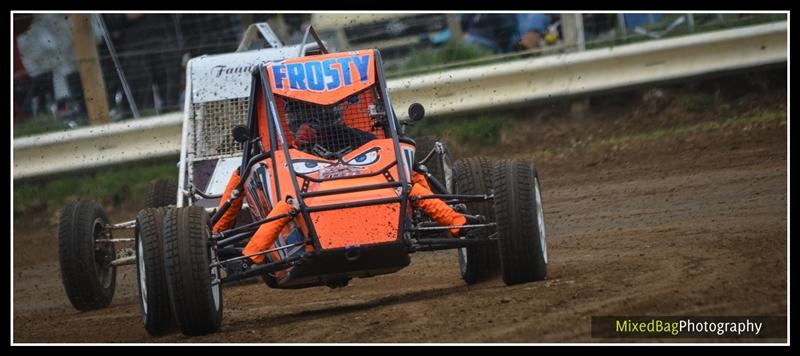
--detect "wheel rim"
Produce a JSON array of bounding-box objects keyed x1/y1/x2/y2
[
  {"x1": 534, "y1": 177, "x2": 547, "y2": 265},
  {"x1": 93, "y1": 218, "x2": 114, "y2": 289},
  {"x1": 443, "y1": 152, "x2": 454, "y2": 194},
  {"x1": 458, "y1": 247, "x2": 468, "y2": 275},
  {"x1": 137, "y1": 232, "x2": 148, "y2": 314},
  {"x1": 209, "y1": 248, "x2": 221, "y2": 311}
]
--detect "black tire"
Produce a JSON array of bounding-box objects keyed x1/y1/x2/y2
[
  {"x1": 454, "y1": 157, "x2": 500, "y2": 284},
  {"x1": 415, "y1": 136, "x2": 454, "y2": 193},
  {"x1": 145, "y1": 178, "x2": 178, "y2": 208},
  {"x1": 135, "y1": 207, "x2": 174, "y2": 336},
  {"x1": 163, "y1": 206, "x2": 223, "y2": 336},
  {"x1": 58, "y1": 201, "x2": 116, "y2": 311},
  {"x1": 493, "y1": 160, "x2": 548, "y2": 285}
]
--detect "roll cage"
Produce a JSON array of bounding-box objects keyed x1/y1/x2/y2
[{"x1": 205, "y1": 31, "x2": 497, "y2": 285}]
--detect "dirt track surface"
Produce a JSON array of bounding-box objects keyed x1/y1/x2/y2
[{"x1": 13, "y1": 95, "x2": 787, "y2": 343}]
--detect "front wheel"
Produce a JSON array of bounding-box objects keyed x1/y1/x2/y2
[
  {"x1": 135, "y1": 207, "x2": 174, "y2": 336},
  {"x1": 454, "y1": 157, "x2": 500, "y2": 284},
  {"x1": 58, "y1": 201, "x2": 116, "y2": 311},
  {"x1": 493, "y1": 160, "x2": 547, "y2": 285},
  {"x1": 163, "y1": 206, "x2": 223, "y2": 336}
]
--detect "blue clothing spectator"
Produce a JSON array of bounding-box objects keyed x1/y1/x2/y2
[
  {"x1": 512, "y1": 13, "x2": 553, "y2": 51},
  {"x1": 517, "y1": 13, "x2": 551, "y2": 37},
  {"x1": 623, "y1": 14, "x2": 664, "y2": 28},
  {"x1": 461, "y1": 14, "x2": 518, "y2": 53}
]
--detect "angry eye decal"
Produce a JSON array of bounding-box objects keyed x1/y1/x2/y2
[
  {"x1": 292, "y1": 160, "x2": 332, "y2": 174},
  {"x1": 347, "y1": 148, "x2": 380, "y2": 166}
]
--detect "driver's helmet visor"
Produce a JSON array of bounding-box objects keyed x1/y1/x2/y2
[{"x1": 276, "y1": 89, "x2": 387, "y2": 158}]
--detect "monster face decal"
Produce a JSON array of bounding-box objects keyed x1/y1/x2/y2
[{"x1": 290, "y1": 146, "x2": 384, "y2": 180}]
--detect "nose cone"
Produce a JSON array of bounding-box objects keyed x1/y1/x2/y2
[{"x1": 305, "y1": 173, "x2": 402, "y2": 249}]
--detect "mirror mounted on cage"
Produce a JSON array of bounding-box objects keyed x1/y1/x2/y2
[{"x1": 232, "y1": 125, "x2": 250, "y2": 144}]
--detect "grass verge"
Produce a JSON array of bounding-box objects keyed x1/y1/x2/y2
[{"x1": 13, "y1": 158, "x2": 178, "y2": 218}]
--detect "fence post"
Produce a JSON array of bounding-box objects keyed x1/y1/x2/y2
[
  {"x1": 70, "y1": 14, "x2": 110, "y2": 125},
  {"x1": 561, "y1": 13, "x2": 586, "y2": 51},
  {"x1": 617, "y1": 13, "x2": 628, "y2": 39},
  {"x1": 561, "y1": 13, "x2": 589, "y2": 119},
  {"x1": 446, "y1": 14, "x2": 463, "y2": 43}
]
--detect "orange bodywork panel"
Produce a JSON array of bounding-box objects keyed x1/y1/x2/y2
[
  {"x1": 301, "y1": 140, "x2": 412, "y2": 249},
  {"x1": 310, "y1": 203, "x2": 401, "y2": 249},
  {"x1": 251, "y1": 139, "x2": 414, "y2": 251},
  {"x1": 267, "y1": 50, "x2": 376, "y2": 106}
]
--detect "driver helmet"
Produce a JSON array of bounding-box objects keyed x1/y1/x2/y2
[{"x1": 285, "y1": 100, "x2": 343, "y2": 134}]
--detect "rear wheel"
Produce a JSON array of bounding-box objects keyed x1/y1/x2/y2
[
  {"x1": 135, "y1": 207, "x2": 174, "y2": 336},
  {"x1": 493, "y1": 160, "x2": 547, "y2": 285},
  {"x1": 163, "y1": 206, "x2": 223, "y2": 336},
  {"x1": 454, "y1": 157, "x2": 500, "y2": 284},
  {"x1": 145, "y1": 178, "x2": 178, "y2": 208},
  {"x1": 58, "y1": 201, "x2": 116, "y2": 311}
]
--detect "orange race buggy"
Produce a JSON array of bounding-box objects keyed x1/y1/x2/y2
[{"x1": 57, "y1": 27, "x2": 547, "y2": 337}]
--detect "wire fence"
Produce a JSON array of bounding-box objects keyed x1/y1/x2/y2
[{"x1": 12, "y1": 12, "x2": 786, "y2": 137}]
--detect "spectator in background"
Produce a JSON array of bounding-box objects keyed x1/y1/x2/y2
[
  {"x1": 102, "y1": 14, "x2": 247, "y2": 119},
  {"x1": 16, "y1": 14, "x2": 87, "y2": 124},
  {"x1": 287, "y1": 22, "x2": 311, "y2": 46},
  {"x1": 461, "y1": 14, "x2": 518, "y2": 53},
  {"x1": 103, "y1": 14, "x2": 182, "y2": 116},
  {"x1": 179, "y1": 14, "x2": 242, "y2": 57},
  {"x1": 623, "y1": 13, "x2": 664, "y2": 28},
  {"x1": 14, "y1": 15, "x2": 34, "y2": 122},
  {"x1": 582, "y1": 13, "x2": 616, "y2": 41},
  {"x1": 511, "y1": 13, "x2": 553, "y2": 51}
]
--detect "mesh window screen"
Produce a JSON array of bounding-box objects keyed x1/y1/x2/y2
[
  {"x1": 274, "y1": 87, "x2": 388, "y2": 159},
  {"x1": 192, "y1": 97, "x2": 249, "y2": 158}
]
